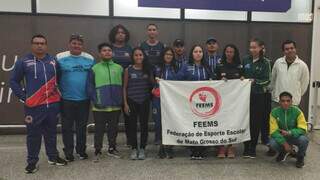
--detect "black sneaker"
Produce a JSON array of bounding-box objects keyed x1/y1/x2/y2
[
  {"x1": 276, "y1": 151, "x2": 290, "y2": 162},
  {"x1": 266, "y1": 148, "x2": 277, "y2": 157},
  {"x1": 296, "y1": 157, "x2": 305, "y2": 168},
  {"x1": 242, "y1": 151, "x2": 250, "y2": 158},
  {"x1": 166, "y1": 147, "x2": 174, "y2": 159},
  {"x1": 196, "y1": 151, "x2": 205, "y2": 160},
  {"x1": 48, "y1": 157, "x2": 67, "y2": 166},
  {"x1": 158, "y1": 145, "x2": 166, "y2": 159},
  {"x1": 25, "y1": 163, "x2": 38, "y2": 174},
  {"x1": 190, "y1": 152, "x2": 197, "y2": 160},
  {"x1": 249, "y1": 150, "x2": 256, "y2": 159},
  {"x1": 197, "y1": 155, "x2": 204, "y2": 160},
  {"x1": 243, "y1": 147, "x2": 250, "y2": 158},
  {"x1": 78, "y1": 152, "x2": 88, "y2": 160},
  {"x1": 65, "y1": 154, "x2": 74, "y2": 162},
  {"x1": 107, "y1": 148, "x2": 121, "y2": 159}
]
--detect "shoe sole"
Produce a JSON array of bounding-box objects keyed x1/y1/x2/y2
[
  {"x1": 65, "y1": 158, "x2": 74, "y2": 162},
  {"x1": 25, "y1": 167, "x2": 38, "y2": 174},
  {"x1": 48, "y1": 161, "x2": 67, "y2": 166},
  {"x1": 296, "y1": 164, "x2": 305, "y2": 168},
  {"x1": 77, "y1": 154, "x2": 88, "y2": 160},
  {"x1": 107, "y1": 153, "x2": 121, "y2": 159}
]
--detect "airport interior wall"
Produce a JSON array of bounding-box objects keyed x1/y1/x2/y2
[{"x1": 0, "y1": 14, "x2": 312, "y2": 127}]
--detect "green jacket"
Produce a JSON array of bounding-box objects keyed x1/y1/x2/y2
[
  {"x1": 86, "y1": 59, "x2": 123, "y2": 112},
  {"x1": 242, "y1": 55, "x2": 270, "y2": 94},
  {"x1": 270, "y1": 106, "x2": 307, "y2": 145}
]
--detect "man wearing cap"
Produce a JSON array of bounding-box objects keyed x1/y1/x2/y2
[
  {"x1": 173, "y1": 39, "x2": 188, "y2": 70},
  {"x1": 205, "y1": 37, "x2": 221, "y2": 78},
  {"x1": 56, "y1": 34, "x2": 95, "y2": 161}
]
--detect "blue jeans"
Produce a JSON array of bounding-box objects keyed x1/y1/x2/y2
[{"x1": 269, "y1": 135, "x2": 309, "y2": 157}]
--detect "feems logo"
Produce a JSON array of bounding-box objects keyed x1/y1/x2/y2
[{"x1": 189, "y1": 87, "x2": 221, "y2": 118}]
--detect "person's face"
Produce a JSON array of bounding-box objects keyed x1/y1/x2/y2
[
  {"x1": 225, "y1": 47, "x2": 235, "y2": 62},
  {"x1": 99, "y1": 46, "x2": 113, "y2": 59},
  {"x1": 193, "y1": 46, "x2": 203, "y2": 63},
  {"x1": 133, "y1": 50, "x2": 144, "y2": 65},
  {"x1": 115, "y1": 28, "x2": 126, "y2": 43},
  {"x1": 164, "y1": 50, "x2": 174, "y2": 64},
  {"x1": 207, "y1": 41, "x2": 219, "y2": 53},
  {"x1": 249, "y1": 41, "x2": 262, "y2": 57},
  {"x1": 69, "y1": 39, "x2": 83, "y2": 55},
  {"x1": 279, "y1": 96, "x2": 292, "y2": 110},
  {"x1": 31, "y1": 37, "x2": 47, "y2": 55},
  {"x1": 174, "y1": 46, "x2": 184, "y2": 56},
  {"x1": 283, "y1": 43, "x2": 297, "y2": 60},
  {"x1": 147, "y1": 25, "x2": 158, "y2": 39}
]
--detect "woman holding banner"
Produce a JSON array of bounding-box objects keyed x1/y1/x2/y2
[
  {"x1": 215, "y1": 44, "x2": 244, "y2": 158},
  {"x1": 242, "y1": 38, "x2": 271, "y2": 158},
  {"x1": 152, "y1": 47, "x2": 178, "y2": 159},
  {"x1": 177, "y1": 45, "x2": 213, "y2": 160}
]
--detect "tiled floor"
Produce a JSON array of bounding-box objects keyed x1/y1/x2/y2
[{"x1": 0, "y1": 131, "x2": 319, "y2": 180}]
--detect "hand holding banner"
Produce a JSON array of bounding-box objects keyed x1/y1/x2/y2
[{"x1": 160, "y1": 79, "x2": 252, "y2": 146}]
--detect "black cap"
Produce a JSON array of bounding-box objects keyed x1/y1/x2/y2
[
  {"x1": 206, "y1": 37, "x2": 217, "y2": 44},
  {"x1": 173, "y1": 39, "x2": 184, "y2": 47},
  {"x1": 69, "y1": 33, "x2": 84, "y2": 42}
]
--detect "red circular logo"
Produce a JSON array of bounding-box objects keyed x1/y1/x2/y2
[{"x1": 189, "y1": 87, "x2": 221, "y2": 119}]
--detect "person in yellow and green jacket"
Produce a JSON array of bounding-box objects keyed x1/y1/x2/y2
[
  {"x1": 86, "y1": 43, "x2": 123, "y2": 162},
  {"x1": 269, "y1": 91, "x2": 308, "y2": 168}
]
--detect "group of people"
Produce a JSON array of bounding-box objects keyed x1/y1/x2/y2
[{"x1": 9, "y1": 23, "x2": 310, "y2": 174}]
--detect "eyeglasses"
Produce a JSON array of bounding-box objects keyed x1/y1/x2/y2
[{"x1": 32, "y1": 42, "x2": 46, "y2": 45}]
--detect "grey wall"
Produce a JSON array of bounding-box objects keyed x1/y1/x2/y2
[{"x1": 0, "y1": 14, "x2": 313, "y2": 125}]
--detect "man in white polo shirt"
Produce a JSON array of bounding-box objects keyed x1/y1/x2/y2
[{"x1": 271, "y1": 40, "x2": 309, "y2": 107}]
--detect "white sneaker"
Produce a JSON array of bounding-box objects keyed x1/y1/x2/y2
[
  {"x1": 130, "y1": 149, "x2": 138, "y2": 160},
  {"x1": 138, "y1": 149, "x2": 146, "y2": 160}
]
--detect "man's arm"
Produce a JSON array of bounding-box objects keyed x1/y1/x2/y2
[
  {"x1": 300, "y1": 62, "x2": 310, "y2": 96},
  {"x1": 9, "y1": 60, "x2": 26, "y2": 102},
  {"x1": 289, "y1": 110, "x2": 308, "y2": 137},
  {"x1": 270, "y1": 114, "x2": 286, "y2": 145}
]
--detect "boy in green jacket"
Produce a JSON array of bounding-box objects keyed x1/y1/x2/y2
[
  {"x1": 86, "y1": 43, "x2": 123, "y2": 161},
  {"x1": 269, "y1": 91, "x2": 308, "y2": 168}
]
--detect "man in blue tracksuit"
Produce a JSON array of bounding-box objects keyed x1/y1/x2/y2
[
  {"x1": 56, "y1": 34, "x2": 95, "y2": 161},
  {"x1": 205, "y1": 37, "x2": 221, "y2": 78},
  {"x1": 173, "y1": 39, "x2": 188, "y2": 70},
  {"x1": 10, "y1": 34, "x2": 67, "y2": 174}
]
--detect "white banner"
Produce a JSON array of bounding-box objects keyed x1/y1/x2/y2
[{"x1": 160, "y1": 79, "x2": 252, "y2": 146}]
